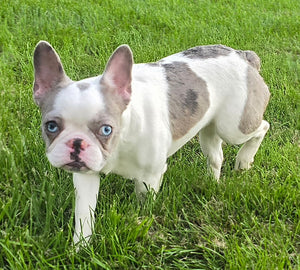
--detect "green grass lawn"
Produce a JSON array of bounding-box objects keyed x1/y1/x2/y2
[{"x1": 0, "y1": 0, "x2": 299, "y2": 268}]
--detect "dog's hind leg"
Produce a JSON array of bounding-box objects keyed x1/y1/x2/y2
[
  {"x1": 199, "y1": 123, "x2": 223, "y2": 180},
  {"x1": 235, "y1": 120, "x2": 270, "y2": 170}
]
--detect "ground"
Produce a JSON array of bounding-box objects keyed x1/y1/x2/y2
[{"x1": 0, "y1": 0, "x2": 299, "y2": 268}]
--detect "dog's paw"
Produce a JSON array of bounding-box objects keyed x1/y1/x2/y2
[
  {"x1": 234, "y1": 159, "x2": 253, "y2": 170},
  {"x1": 73, "y1": 233, "x2": 92, "y2": 252}
]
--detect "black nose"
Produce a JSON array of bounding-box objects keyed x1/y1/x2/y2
[
  {"x1": 73, "y1": 138, "x2": 83, "y2": 152},
  {"x1": 70, "y1": 138, "x2": 83, "y2": 162}
]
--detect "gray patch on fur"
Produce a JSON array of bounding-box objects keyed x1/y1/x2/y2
[
  {"x1": 237, "y1": 50, "x2": 261, "y2": 71},
  {"x1": 39, "y1": 87, "x2": 60, "y2": 116},
  {"x1": 163, "y1": 62, "x2": 209, "y2": 140},
  {"x1": 94, "y1": 80, "x2": 129, "y2": 155},
  {"x1": 42, "y1": 116, "x2": 64, "y2": 147},
  {"x1": 239, "y1": 66, "x2": 270, "y2": 134},
  {"x1": 77, "y1": 82, "x2": 90, "y2": 91},
  {"x1": 182, "y1": 45, "x2": 232, "y2": 59},
  {"x1": 38, "y1": 79, "x2": 73, "y2": 116},
  {"x1": 147, "y1": 62, "x2": 160, "y2": 67},
  {"x1": 39, "y1": 82, "x2": 71, "y2": 147}
]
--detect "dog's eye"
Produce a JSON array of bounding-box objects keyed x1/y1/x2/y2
[
  {"x1": 100, "y1": 125, "x2": 112, "y2": 136},
  {"x1": 46, "y1": 121, "x2": 59, "y2": 133}
]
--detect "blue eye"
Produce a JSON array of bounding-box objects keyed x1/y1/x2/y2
[
  {"x1": 100, "y1": 125, "x2": 112, "y2": 136},
  {"x1": 46, "y1": 121, "x2": 59, "y2": 133}
]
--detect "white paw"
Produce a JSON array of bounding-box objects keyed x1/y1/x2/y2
[
  {"x1": 73, "y1": 233, "x2": 91, "y2": 251},
  {"x1": 211, "y1": 167, "x2": 221, "y2": 180},
  {"x1": 234, "y1": 159, "x2": 253, "y2": 170}
]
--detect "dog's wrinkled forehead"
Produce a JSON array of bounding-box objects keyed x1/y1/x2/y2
[{"x1": 53, "y1": 79, "x2": 104, "y2": 124}]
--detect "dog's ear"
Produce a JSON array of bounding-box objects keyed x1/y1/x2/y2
[
  {"x1": 101, "y1": 45, "x2": 133, "y2": 105},
  {"x1": 33, "y1": 41, "x2": 70, "y2": 106}
]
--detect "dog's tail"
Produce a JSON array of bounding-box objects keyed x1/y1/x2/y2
[{"x1": 239, "y1": 50, "x2": 261, "y2": 71}]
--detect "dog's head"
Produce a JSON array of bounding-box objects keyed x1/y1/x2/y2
[{"x1": 33, "y1": 41, "x2": 133, "y2": 173}]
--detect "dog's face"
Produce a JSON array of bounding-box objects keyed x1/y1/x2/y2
[{"x1": 33, "y1": 41, "x2": 133, "y2": 173}]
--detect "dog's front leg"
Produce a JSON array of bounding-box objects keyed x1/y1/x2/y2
[{"x1": 72, "y1": 173, "x2": 100, "y2": 245}]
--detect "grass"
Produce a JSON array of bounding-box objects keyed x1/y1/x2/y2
[{"x1": 0, "y1": 0, "x2": 299, "y2": 268}]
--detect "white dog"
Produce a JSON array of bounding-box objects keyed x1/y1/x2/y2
[{"x1": 33, "y1": 41, "x2": 270, "y2": 244}]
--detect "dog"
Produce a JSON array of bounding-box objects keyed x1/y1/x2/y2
[{"x1": 33, "y1": 41, "x2": 270, "y2": 244}]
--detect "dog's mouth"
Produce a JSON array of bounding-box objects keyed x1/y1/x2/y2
[{"x1": 63, "y1": 161, "x2": 90, "y2": 172}]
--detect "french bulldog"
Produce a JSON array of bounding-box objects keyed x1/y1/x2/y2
[{"x1": 33, "y1": 41, "x2": 270, "y2": 245}]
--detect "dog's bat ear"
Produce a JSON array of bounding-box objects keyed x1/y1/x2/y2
[
  {"x1": 33, "y1": 41, "x2": 70, "y2": 106},
  {"x1": 101, "y1": 45, "x2": 133, "y2": 105}
]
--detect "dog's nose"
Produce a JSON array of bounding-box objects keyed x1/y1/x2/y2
[{"x1": 66, "y1": 138, "x2": 89, "y2": 150}]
